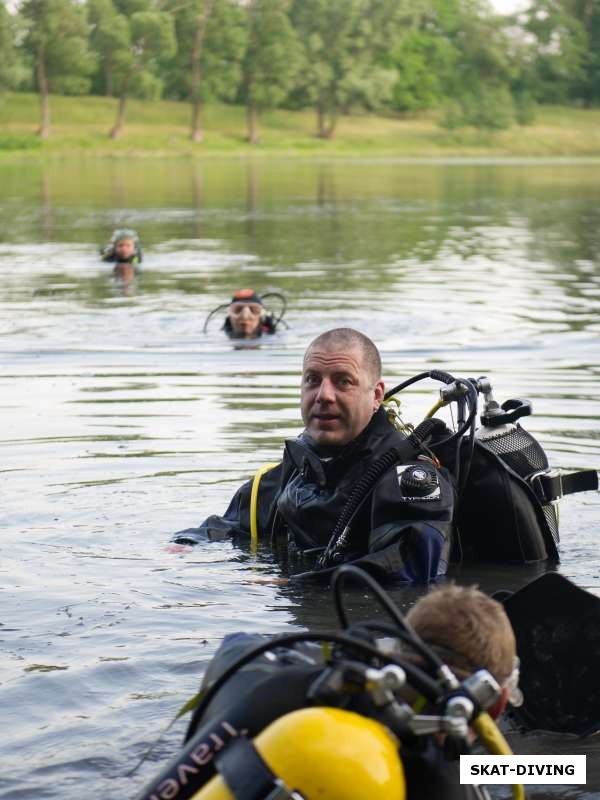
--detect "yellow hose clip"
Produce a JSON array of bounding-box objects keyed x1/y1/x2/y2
[
  {"x1": 472, "y1": 712, "x2": 525, "y2": 800},
  {"x1": 250, "y1": 462, "x2": 280, "y2": 553}
]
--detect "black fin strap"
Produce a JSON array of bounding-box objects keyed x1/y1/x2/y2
[
  {"x1": 215, "y1": 736, "x2": 301, "y2": 800},
  {"x1": 531, "y1": 469, "x2": 598, "y2": 503}
]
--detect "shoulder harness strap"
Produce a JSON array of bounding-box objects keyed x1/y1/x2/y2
[
  {"x1": 215, "y1": 736, "x2": 302, "y2": 800},
  {"x1": 530, "y1": 469, "x2": 598, "y2": 503}
]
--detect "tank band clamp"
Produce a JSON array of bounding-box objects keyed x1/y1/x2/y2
[
  {"x1": 216, "y1": 735, "x2": 305, "y2": 800},
  {"x1": 530, "y1": 469, "x2": 598, "y2": 503}
]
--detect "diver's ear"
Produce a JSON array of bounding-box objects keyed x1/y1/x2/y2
[
  {"x1": 373, "y1": 380, "x2": 385, "y2": 410},
  {"x1": 487, "y1": 685, "x2": 510, "y2": 720}
]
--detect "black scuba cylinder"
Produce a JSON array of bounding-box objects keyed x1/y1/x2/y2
[
  {"x1": 456, "y1": 378, "x2": 559, "y2": 563},
  {"x1": 473, "y1": 377, "x2": 559, "y2": 545}
]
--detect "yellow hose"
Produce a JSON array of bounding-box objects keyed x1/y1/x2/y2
[
  {"x1": 472, "y1": 712, "x2": 525, "y2": 800},
  {"x1": 425, "y1": 398, "x2": 447, "y2": 418},
  {"x1": 250, "y1": 462, "x2": 280, "y2": 553}
]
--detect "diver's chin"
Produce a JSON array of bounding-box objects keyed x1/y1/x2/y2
[
  {"x1": 239, "y1": 325, "x2": 258, "y2": 337},
  {"x1": 307, "y1": 420, "x2": 349, "y2": 447}
]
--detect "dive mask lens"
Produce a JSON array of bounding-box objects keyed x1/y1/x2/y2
[
  {"x1": 229, "y1": 303, "x2": 262, "y2": 317},
  {"x1": 505, "y1": 656, "x2": 524, "y2": 707}
]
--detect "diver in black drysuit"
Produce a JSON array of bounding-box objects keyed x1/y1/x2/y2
[{"x1": 173, "y1": 406, "x2": 455, "y2": 582}]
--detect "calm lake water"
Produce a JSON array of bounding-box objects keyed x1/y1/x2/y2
[{"x1": 1, "y1": 158, "x2": 599, "y2": 799}]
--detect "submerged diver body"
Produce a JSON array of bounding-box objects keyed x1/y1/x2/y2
[{"x1": 174, "y1": 328, "x2": 456, "y2": 583}]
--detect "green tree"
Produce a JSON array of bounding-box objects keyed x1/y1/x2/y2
[
  {"x1": 88, "y1": 0, "x2": 129, "y2": 96},
  {"x1": 0, "y1": 2, "x2": 23, "y2": 93},
  {"x1": 108, "y1": 1, "x2": 176, "y2": 139},
  {"x1": 291, "y1": 0, "x2": 410, "y2": 139},
  {"x1": 166, "y1": 0, "x2": 246, "y2": 141},
  {"x1": 20, "y1": 0, "x2": 94, "y2": 137},
  {"x1": 564, "y1": 0, "x2": 600, "y2": 106},
  {"x1": 438, "y1": 0, "x2": 518, "y2": 130},
  {"x1": 519, "y1": 0, "x2": 586, "y2": 104},
  {"x1": 243, "y1": 0, "x2": 303, "y2": 144},
  {"x1": 389, "y1": 28, "x2": 455, "y2": 112}
]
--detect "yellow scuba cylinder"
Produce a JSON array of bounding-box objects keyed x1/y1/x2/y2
[{"x1": 193, "y1": 707, "x2": 406, "y2": 800}]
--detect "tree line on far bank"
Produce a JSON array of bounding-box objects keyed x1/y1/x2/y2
[{"x1": 1, "y1": 0, "x2": 599, "y2": 142}]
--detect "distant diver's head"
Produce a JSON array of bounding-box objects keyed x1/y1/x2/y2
[
  {"x1": 112, "y1": 229, "x2": 139, "y2": 262},
  {"x1": 227, "y1": 289, "x2": 265, "y2": 338}
]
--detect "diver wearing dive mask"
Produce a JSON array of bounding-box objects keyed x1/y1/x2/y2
[{"x1": 223, "y1": 289, "x2": 277, "y2": 339}]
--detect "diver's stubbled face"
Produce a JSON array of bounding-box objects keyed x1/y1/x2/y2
[
  {"x1": 301, "y1": 345, "x2": 384, "y2": 447},
  {"x1": 228, "y1": 302, "x2": 263, "y2": 337},
  {"x1": 114, "y1": 239, "x2": 136, "y2": 261}
]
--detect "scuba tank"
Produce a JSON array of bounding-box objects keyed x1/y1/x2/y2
[
  {"x1": 370, "y1": 369, "x2": 597, "y2": 566},
  {"x1": 197, "y1": 707, "x2": 406, "y2": 800},
  {"x1": 456, "y1": 376, "x2": 597, "y2": 563},
  {"x1": 474, "y1": 377, "x2": 559, "y2": 544}
]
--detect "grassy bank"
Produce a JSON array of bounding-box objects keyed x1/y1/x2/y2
[{"x1": 2, "y1": 92, "x2": 600, "y2": 160}]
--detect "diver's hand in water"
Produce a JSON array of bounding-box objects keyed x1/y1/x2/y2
[
  {"x1": 170, "y1": 526, "x2": 210, "y2": 546},
  {"x1": 165, "y1": 543, "x2": 193, "y2": 554}
]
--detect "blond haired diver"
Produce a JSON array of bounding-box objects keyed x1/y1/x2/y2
[
  {"x1": 139, "y1": 567, "x2": 527, "y2": 800},
  {"x1": 100, "y1": 228, "x2": 142, "y2": 280}
]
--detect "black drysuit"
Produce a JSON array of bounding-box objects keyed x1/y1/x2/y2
[{"x1": 173, "y1": 407, "x2": 455, "y2": 582}]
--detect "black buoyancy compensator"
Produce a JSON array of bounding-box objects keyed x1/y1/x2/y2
[{"x1": 455, "y1": 377, "x2": 598, "y2": 564}]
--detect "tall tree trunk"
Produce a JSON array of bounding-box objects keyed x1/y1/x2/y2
[
  {"x1": 247, "y1": 101, "x2": 259, "y2": 144},
  {"x1": 36, "y1": 46, "x2": 50, "y2": 139},
  {"x1": 110, "y1": 73, "x2": 131, "y2": 138},
  {"x1": 324, "y1": 113, "x2": 337, "y2": 139},
  {"x1": 316, "y1": 100, "x2": 326, "y2": 138},
  {"x1": 316, "y1": 102, "x2": 336, "y2": 139},
  {"x1": 190, "y1": 0, "x2": 215, "y2": 142},
  {"x1": 105, "y1": 60, "x2": 113, "y2": 96},
  {"x1": 191, "y1": 94, "x2": 203, "y2": 142}
]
